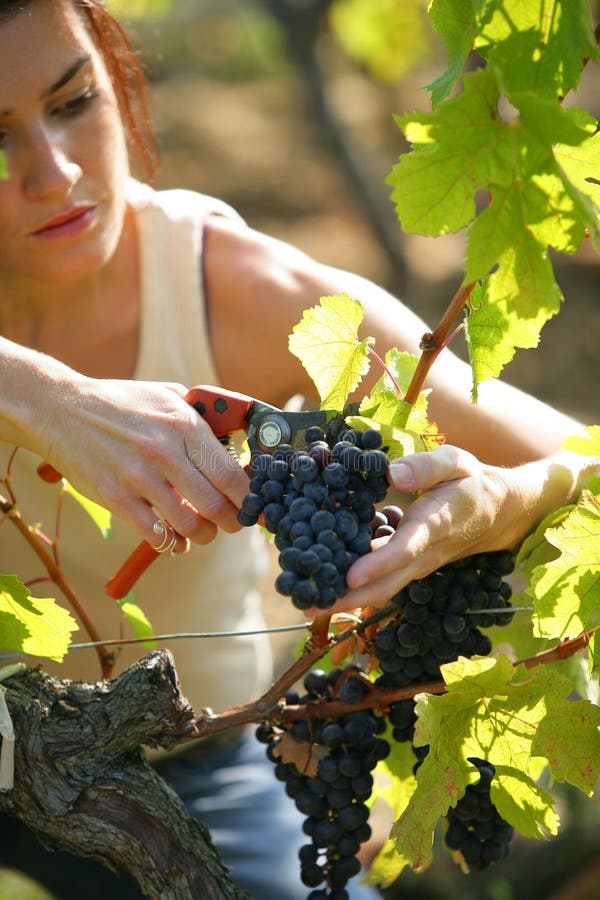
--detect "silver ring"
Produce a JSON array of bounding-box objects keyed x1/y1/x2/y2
[{"x1": 152, "y1": 519, "x2": 178, "y2": 554}]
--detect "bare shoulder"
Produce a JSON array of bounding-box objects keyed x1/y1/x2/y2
[{"x1": 202, "y1": 216, "x2": 332, "y2": 405}]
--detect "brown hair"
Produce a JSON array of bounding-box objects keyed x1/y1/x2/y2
[{"x1": 0, "y1": 0, "x2": 159, "y2": 181}]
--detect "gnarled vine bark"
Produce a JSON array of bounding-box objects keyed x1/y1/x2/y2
[{"x1": 0, "y1": 650, "x2": 248, "y2": 900}]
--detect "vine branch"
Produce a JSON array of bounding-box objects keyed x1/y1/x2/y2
[
  {"x1": 185, "y1": 617, "x2": 597, "y2": 740},
  {"x1": 404, "y1": 281, "x2": 475, "y2": 405}
]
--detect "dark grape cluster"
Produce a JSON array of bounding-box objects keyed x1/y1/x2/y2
[
  {"x1": 369, "y1": 545, "x2": 516, "y2": 873},
  {"x1": 444, "y1": 758, "x2": 514, "y2": 869},
  {"x1": 238, "y1": 426, "x2": 389, "y2": 610},
  {"x1": 257, "y1": 666, "x2": 389, "y2": 898},
  {"x1": 373, "y1": 548, "x2": 515, "y2": 743}
]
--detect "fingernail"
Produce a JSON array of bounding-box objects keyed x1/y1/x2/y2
[{"x1": 389, "y1": 461, "x2": 413, "y2": 486}]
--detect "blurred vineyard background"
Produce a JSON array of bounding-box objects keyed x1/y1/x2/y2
[{"x1": 2, "y1": 1, "x2": 598, "y2": 899}]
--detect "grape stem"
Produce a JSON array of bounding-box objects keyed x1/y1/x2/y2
[
  {"x1": 367, "y1": 346, "x2": 403, "y2": 397},
  {"x1": 404, "y1": 281, "x2": 475, "y2": 405}
]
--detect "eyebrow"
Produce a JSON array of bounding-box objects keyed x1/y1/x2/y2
[
  {"x1": 43, "y1": 55, "x2": 92, "y2": 98},
  {"x1": 0, "y1": 55, "x2": 92, "y2": 117}
]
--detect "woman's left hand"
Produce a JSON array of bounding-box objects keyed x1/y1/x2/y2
[{"x1": 327, "y1": 444, "x2": 565, "y2": 613}]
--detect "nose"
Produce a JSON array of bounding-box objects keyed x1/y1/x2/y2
[{"x1": 22, "y1": 124, "x2": 82, "y2": 200}]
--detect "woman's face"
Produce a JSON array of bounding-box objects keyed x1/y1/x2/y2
[{"x1": 0, "y1": 0, "x2": 130, "y2": 287}]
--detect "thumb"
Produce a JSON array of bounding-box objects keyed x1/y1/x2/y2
[{"x1": 388, "y1": 445, "x2": 479, "y2": 492}]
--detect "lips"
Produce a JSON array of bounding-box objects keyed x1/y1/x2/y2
[{"x1": 30, "y1": 204, "x2": 96, "y2": 236}]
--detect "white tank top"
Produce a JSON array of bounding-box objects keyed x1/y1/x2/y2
[{"x1": 0, "y1": 179, "x2": 273, "y2": 717}]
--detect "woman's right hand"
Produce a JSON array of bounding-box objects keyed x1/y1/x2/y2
[{"x1": 36, "y1": 374, "x2": 249, "y2": 551}]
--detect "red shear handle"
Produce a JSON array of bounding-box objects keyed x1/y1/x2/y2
[
  {"x1": 105, "y1": 541, "x2": 159, "y2": 599},
  {"x1": 37, "y1": 461, "x2": 63, "y2": 483},
  {"x1": 183, "y1": 385, "x2": 254, "y2": 437}
]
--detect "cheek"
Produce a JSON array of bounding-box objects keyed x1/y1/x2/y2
[
  {"x1": 82, "y1": 102, "x2": 130, "y2": 181},
  {"x1": 0, "y1": 180, "x2": 23, "y2": 254}
]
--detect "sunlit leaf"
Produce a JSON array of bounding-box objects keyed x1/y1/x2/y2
[
  {"x1": 118, "y1": 594, "x2": 156, "y2": 650},
  {"x1": 475, "y1": 0, "x2": 598, "y2": 100},
  {"x1": 391, "y1": 653, "x2": 599, "y2": 872},
  {"x1": 366, "y1": 731, "x2": 418, "y2": 886},
  {"x1": 63, "y1": 481, "x2": 112, "y2": 538},
  {"x1": 288, "y1": 295, "x2": 374, "y2": 411},
  {"x1": 562, "y1": 426, "x2": 600, "y2": 458},
  {"x1": 427, "y1": 1, "x2": 598, "y2": 105},
  {"x1": 0, "y1": 575, "x2": 78, "y2": 662},
  {"x1": 530, "y1": 488, "x2": 600, "y2": 639},
  {"x1": 426, "y1": 0, "x2": 478, "y2": 104}
]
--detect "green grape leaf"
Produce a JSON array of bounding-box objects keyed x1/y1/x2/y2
[
  {"x1": 329, "y1": 0, "x2": 431, "y2": 82},
  {"x1": 555, "y1": 129, "x2": 600, "y2": 246},
  {"x1": 515, "y1": 505, "x2": 571, "y2": 583},
  {"x1": 392, "y1": 652, "x2": 600, "y2": 872},
  {"x1": 530, "y1": 677, "x2": 600, "y2": 796},
  {"x1": 288, "y1": 295, "x2": 374, "y2": 411},
  {"x1": 118, "y1": 594, "x2": 157, "y2": 650},
  {"x1": 426, "y1": 0, "x2": 478, "y2": 104},
  {"x1": 464, "y1": 284, "x2": 517, "y2": 400},
  {"x1": 427, "y1": 1, "x2": 597, "y2": 105},
  {"x1": 345, "y1": 415, "x2": 439, "y2": 459},
  {"x1": 357, "y1": 349, "x2": 438, "y2": 439},
  {"x1": 475, "y1": 0, "x2": 598, "y2": 101},
  {"x1": 465, "y1": 235, "x2": 563, "y2": 394},
  {"x1": 563, "y1": 426, "x2": 600, "y2": 457},
  {"x1": 388, "y1": 68, "x2": 506, "y2": 236},
  {"x1": 0, "y1": 575, "x2": 78, "y2": 661},
  {"x1": 463, "y1": 97, "x2": 595, "y2": 276},
  {"x1": 378, "y1": 349, "x2": 421, "y2": 395},
  {"x1": 530, "y1": 488, "x2": 600, "y2": 639},
  {"x1": 390, "y1": 68, "x2": 594, "y2": 246},
  {"x1": 63, "y1": 481, "x2": 112, "y2": 538},
  {"x1": 357, "y1": 393, "x2": 431, "y2": 435},
  {"x1": 390, "y1": 67, "x2": 595, "y2": 391},
  {"x1": 367, "y1": 734, "x2": 418, "y2": 887},
  {"x1": 357, "y1": 389, "x2": 406, "y2": 427}
]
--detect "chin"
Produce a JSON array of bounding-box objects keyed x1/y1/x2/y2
[{"x1": 31, "y1": 227, "x2": 121, "y2": 284}]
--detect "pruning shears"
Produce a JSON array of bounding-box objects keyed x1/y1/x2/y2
[{"x1": 38, "y1": 385, "x2": 331, "y2": 599}]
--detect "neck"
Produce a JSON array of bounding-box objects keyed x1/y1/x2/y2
[{"x1": 0, "y1": 207, "x2": 140, "y2": 379}]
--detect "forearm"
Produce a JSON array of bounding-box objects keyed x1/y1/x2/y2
[
  {"x1": 0, "y1": 337, "x2": 86, "y2": 457},
  {"x1": 507, "y1": 448, "x2": 600, "y2": 540},
  {"x1": 424, "y1": 351, "x2": 588, "y2": 467}
]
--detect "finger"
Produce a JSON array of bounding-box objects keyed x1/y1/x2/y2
[
  {"x1": 141, "y1": 467, "x2": 230, "y2": 539},
  {"x1": 122, "y1": 496, "x2": 214, "y2": 549},
  {"x1": 348, "y1": 492, "x2": 450, "y2": 590},
  {"x1": 184, "y1": 427, "x2": 251, "y2": 509},
  {"x1": 388, "y1": 445, "x2": 478, "y2": 493},
  {"x1": 148, "y1": 519, "x2": 190, "y2": 556}
]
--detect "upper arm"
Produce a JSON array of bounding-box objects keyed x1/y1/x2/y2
[{"x1": 202, "y1": 215, "x2": 583, "y2": 467}]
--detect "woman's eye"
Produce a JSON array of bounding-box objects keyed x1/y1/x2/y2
[{"x1": 53, "y1": 89, "x2": 98, "y2": 117}]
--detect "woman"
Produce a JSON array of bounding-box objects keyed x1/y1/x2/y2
[{"x1": 0, "y1": 1, "x2": 595, "y2": 897}]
